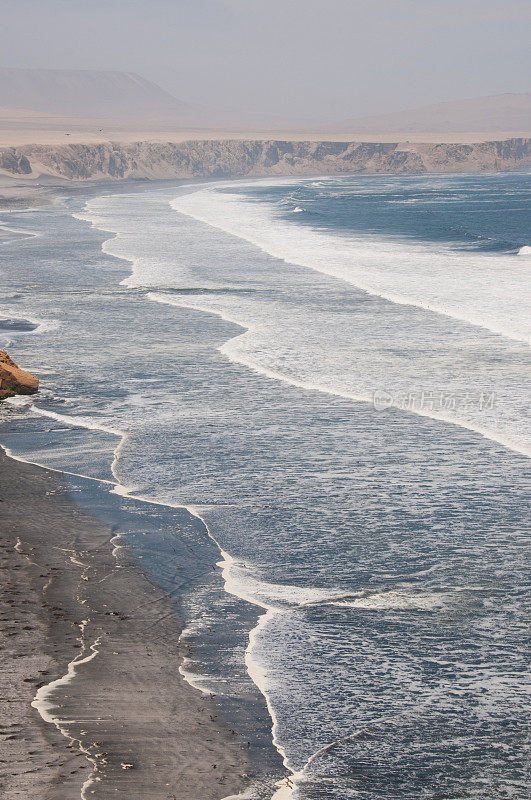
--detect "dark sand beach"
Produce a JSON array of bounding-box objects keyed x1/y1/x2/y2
[{"x1": 0, "y1": 446, "x2": 250, "y2": 799}]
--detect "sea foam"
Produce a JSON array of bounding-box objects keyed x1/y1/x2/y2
[{"x1": 170, "y1": 187, "x2": 531, "y2": 346}]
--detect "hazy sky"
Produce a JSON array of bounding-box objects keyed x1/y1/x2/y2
[{"x1": 1, "y1": 0, "x2": 529, "y2": 121}]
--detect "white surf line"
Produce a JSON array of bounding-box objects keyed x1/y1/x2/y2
[
  {"x1": 116, "y1": 477, "x2": 291, "y2": 764},
  {"x1": 5, "y1": 397, "x2": 124, "y2": 437},
  {"x1": 216, "y1": 547, "x2": 299, "y2": 796},
  {"x1": 72, "y1": 182, "x2": 213, "y2": 293},
  {"x1": 12, "y1": 513, "x2": 103, "y2": 798},
  {"x1": 168, "y1": 521, "x2": 300, "y2": 799},
  {"x1": 71, "y1": 177, "x2": 298, "y2": 291},
  {"x1": 60, "y1": 463, "x2": 295, "y2": 792},
  {"x1": 0, "y1": 438, "x2": 119, "y2": 491},
  {"x1": 148, "y1": 292, "x2": 531, "y2": 460},
  {"x1": 176, "y1": 621, "x2": 220, "y2": 695},
  {"x1": 3, "y1": 396, "x2": 128, "y2": 490},
  {"x1": 2, "y1": 408, "x2": 293, "y2": 798},
  {"x1": 169, "y1": 189, "x2": 531, "y2": 347},
  {"x1": 71, "y1": 176, "x2": 223, "y2": 252},
  {"x1": 31, "y1": 620, "x2": 102, "y2": 800}
]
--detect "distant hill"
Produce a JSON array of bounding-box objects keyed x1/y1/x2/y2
[
  {"x1": 0, "y1": 68, "x2": 209, "y2": 122},
  {"x1": 1, "y1": 70, "x2": 529, "y2": 135},
  {"x1": 337, "y1": 93, "x2": 531, "y2": 133}
]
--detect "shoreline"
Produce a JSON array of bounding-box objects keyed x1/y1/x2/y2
[
  {"x1": 3, "y1": 171, "x2": 528, "y2": 800},
  {"x1": 0, "y1": 444, "x2": 257, "y2": 799}
]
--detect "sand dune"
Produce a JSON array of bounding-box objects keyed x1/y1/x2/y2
[{"x1": 337, "y1": 92, "x2": 531, "y2": 133}]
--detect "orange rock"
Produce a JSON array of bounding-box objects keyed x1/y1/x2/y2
[{"x1": 0, "y1": 351, "x2": 39, "y2": 399}]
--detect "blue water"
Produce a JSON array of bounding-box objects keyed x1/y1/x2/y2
[{"x1": 0, "y1": 172, "x2": 530, "y2": 799}]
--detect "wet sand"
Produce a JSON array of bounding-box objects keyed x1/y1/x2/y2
[{"x1": 0, "y1": 446, "x2": 250, "y2": 799}]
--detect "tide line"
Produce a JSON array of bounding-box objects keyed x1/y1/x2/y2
[
  {"x1": 1, "y1": 400, "x2": 296, "y2": 798},
  {"x1": 31, "y1": 618, "x2": 102, "y2": 800}
]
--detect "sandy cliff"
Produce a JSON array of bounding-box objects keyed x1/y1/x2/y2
[
  {"x1": 0, "y1": 352, "x2": 39, "y2": 399},
  {"x1": 0, "y1": 137, "x2": 529, "y2": 182}
]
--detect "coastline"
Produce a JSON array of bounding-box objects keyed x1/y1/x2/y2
[
  {"x1": 1, "y1": 169, "x2": 528, "y2": 800},
  {"x1": 0, "y1": 444, "x2": 255, "y2": 799},
  {"x1": 0, "y1": 134, "x2": 530, "y2": 211}
]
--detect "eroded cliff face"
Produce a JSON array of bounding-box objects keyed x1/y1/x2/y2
[
  {"x1": 0, "y1": 148, "x2": 32, "y2": 175},
  {"x1": 0, "y1": 138, "x2": 529, "y2": 181}
]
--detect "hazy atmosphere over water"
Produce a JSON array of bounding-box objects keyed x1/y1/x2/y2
[{"x1": 1, "y1": 0, "x2": 530, "y2": 120}]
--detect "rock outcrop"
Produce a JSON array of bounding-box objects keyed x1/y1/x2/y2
[
  {"x1": 0, "y1": 352, "x2": 39, "y2": 399},
  {"x1": 0, "y1": 148, "x2": 32, "y2": 175},
  {"x1": 0, "y1": 137, "x2": 529, "y2": 182}
]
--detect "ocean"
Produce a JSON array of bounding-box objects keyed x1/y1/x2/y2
[{"x1": 1, "y1": 171, "x2": 530, "y2": 799}]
